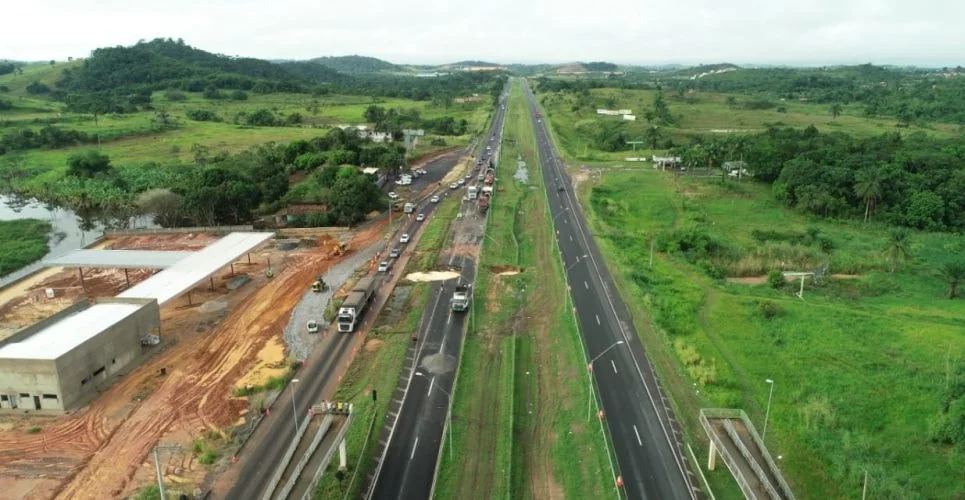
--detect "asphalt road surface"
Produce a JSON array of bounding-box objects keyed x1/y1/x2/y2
[
  {"x1": 524, "y1": 82, "x2": 701, "y2": 500},
  {"x1": 225, "y1": 156, "x2": 461, "y2": 500},
  {"x1": 368, "y1": 92, "x2": 509, "y2": 500}
]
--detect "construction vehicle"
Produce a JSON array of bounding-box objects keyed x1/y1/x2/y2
[
  {"x1": 467, "y1": 186, "x2": 478, "y2": 200},
  {"x1": 311, "y1": 276, "x2": 327, "y2": 293},
  {"x1": 484, "y1": 173, "x2": 494, "y2": 185},
  {"x1": 336, "y1": 276, "x2": 379, "y2": 333},
  {"x1": 451, "y1": 282, "x2": 472, "y2": 312},
  {"x1": 478, "y1": 193, "x2": 491, "y2": 214}
]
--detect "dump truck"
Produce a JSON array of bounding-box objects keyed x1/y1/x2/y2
[
  {"x1": 336, "y1": 276, "x2": 379, "y2": 333},
  {"x1": 451, "y1": 282, "x2": 472, "y2": 312},
  {"x1": 484, "y1": 173, "x2": 494, "y2": 185},
  {"x1": 311, "y1": 276, "x2": 327, "y2": 293},
  {"x1": 478, "y1": 193, "x2": 491, "y2": 214},
  {"x1": 467, "y1": 186, "x2": 478, "y2": 200}
]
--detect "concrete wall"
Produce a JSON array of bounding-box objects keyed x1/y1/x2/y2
[
  {"x1": 54, "y1": 299, "x2": 160, "y2": 410},
  {"x1": 0, "y1": 358, "x2": 61, "y2": 410}
]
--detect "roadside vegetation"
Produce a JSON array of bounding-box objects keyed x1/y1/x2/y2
[
  {"x1": 579, "y1": 168, "x2": 965, "y2": 498},
  {"x1": 436, "y1": 80, "x2": 611, "y2": 500},
  {"x1": 0, "y1": 218, "x2": 52, "y2": 276}
]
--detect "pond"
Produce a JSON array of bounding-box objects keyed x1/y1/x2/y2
[{"x1": 0, "y1": 194, "x2": 157, "y2": 286}]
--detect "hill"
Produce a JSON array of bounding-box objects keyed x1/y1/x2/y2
[
  {"x1": 446, "y1": 60, "x2": 502, "y2": 68},
  {"x1": 308, "y1": 55, "x2": 400, "y2": 73}
]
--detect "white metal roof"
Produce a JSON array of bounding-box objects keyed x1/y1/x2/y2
[
  {"x1": 43, "y1": 250, "x2": 193, "y2": 269},
  {"x1": 118, "y1": 232, "x2": 273, "y2": 305},
  {"x1": 0, "y1": 303, "x2": 142, "y2": 360}
]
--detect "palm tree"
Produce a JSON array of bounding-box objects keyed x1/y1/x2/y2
[
  {"x1": 882, "y1": 228, "x2": 913, "y2": 272},
  {"x1": 937, "y1": 262, "x2": 965, "y2": 299},
  {"x1": 830, "y1": 103, "x2": 843, "y2": 119},
  {"x1": 854, "y1": 168, "x2": 883, "y2": 223}
]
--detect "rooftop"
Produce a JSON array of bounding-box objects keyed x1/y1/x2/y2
[
  {"x1": 118, "y1": 232, "x2": 273, "y2": 306},
  {"x1": 0, "y1": 303, "x2": 142, "y2": 360},
  {"x1": 43, "y1": 250, "x2": 193, "y2": 269}
]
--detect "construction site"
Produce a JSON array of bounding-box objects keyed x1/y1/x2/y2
[{"x1": 0, "y1": 222, "x2": 386, "y2": 499}]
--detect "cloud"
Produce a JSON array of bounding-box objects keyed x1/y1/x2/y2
[{"x1": 3, "y1": 0, "x2": 964, "y2": 65}]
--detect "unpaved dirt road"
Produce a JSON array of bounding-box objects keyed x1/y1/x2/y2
[{"x1": 0, "y1": 224, "x2": 386, "y2": 499}]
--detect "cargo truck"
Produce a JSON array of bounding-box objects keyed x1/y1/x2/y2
[
  {"x1": 451, "y1": 283, "x2": 472, "y2": 312},
  {"x1": 336, "y1": 276, "x2": 379, "y2": 333},
  {"x1": 404, "y1": 202, "x2": 415, "y2": 214},
  {"x1": 467, "y1": 186, "x2": 478, "y2": 200},
  {"x1": 478, "y1": 193, "x2": 491, "y2": 214}
]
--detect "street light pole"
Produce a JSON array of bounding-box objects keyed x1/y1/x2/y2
[
  {"x1": 762, "y1": 378, "x2": 775, "y2": 440},
  {"x1": 290, "y1": 378, "x2": 300, "y2": 436},
  {"x1": 586, "y1": 340, "x2": 625, "y2": 421}
]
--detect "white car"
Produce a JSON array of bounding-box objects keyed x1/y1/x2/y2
[
  {"x1": 457, "y1": 179, "x2": 466, "y2": 186},
  {"x1": 418, "y1": 169, "x2": 427, "y2": 175},
  {"x1": 388, "y1": 192, "x2": 398, "y2": 200},
  {"x1": 431, "y1": 195, "x2": 440, "y2": 203},
  {"x1": 416, "y1": 213, "x2": 425, "y2": 222},
  {"x1": 450, "y1": 182, "x2": 459, "y2": 190},
  {"x1": 307, "y1": 320, "x2": 319, "y2": 334},
  {"x1": 400, "y1": 233, "x2": 410, "y2": 244},
  {"x1": 378, "y1": 261, "x2": 390, "y2": 272}
]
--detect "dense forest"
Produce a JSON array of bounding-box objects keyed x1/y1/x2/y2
[
  {"x1": 309, "y1": 55, "x2": 400, "y2": 73},
  {"x1": 675, "y1": 127, "x2": 965, "y2": 231},
  {"x1": 43, "y1": 39, "x2": 506, "y2": 114}
]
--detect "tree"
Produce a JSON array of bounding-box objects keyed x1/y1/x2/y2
[
  {"x1": 937, "y1": 262, "x2": 965, "y2": 299},
  {"x1": 136, "y1": 189, "x2": 182, "y2": 227},
  {"x1": 882, "y1": 228, "x2": 913, "y2": 272},
  {"x1": 643, "y1": 126, "x2": 661, "y2": 150},
  {"x1": 66, "y1": 150, "x2": 112, "y2": 178},
  {"x1": 853, "y1": 167, "x2": 883, "y2": 223},
  {"x1": 830, "y1": 103, "x2": 843, "y2": 119},
  {"x1": 726, "y1": 96, "x2": 737, "y2": 108}
]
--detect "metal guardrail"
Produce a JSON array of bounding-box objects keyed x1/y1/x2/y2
[
  {"x1": 274, "y1": 415, "x2": 335, "y2": 500},
  {"x1": 699, "y1": 410, "x2": 757, "y2": 498},
  {"x1": 302, "y1": 411, "x2": 355, "y2": 500},
  {"x1": 261, "y1": 413, "x2": 315, "y2": 500},
  {"x1": 722, "y1": 419, "x2": 782, "y2": 500}
]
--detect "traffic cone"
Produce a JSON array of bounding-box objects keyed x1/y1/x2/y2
[
  {"x1": 232, "y1": 456, "x2": 238, "y2": 464},
  {"x1": 616, "y1": 476, "x2": 624, "y2": 488},
  {"x1": 266, "y1": 407, "x2": 271, "y2": 416}
]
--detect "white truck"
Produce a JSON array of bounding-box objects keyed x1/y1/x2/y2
[
  {"x1": 336, "y1": 276, "x2": 379, "y2": 333},
  {"x1": 404, "y1": 202, "x2": 416, "y2": 214},
  {"x1": 450, "y1": 282, "x2": 472, "y2": 312},
  {"x1": 467, "y1": 186, "x2": 478, "y2": 200}
]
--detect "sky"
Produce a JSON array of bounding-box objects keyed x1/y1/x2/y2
[{"x1": 3, "y1": 0, "x2": 964, "y2": 66}]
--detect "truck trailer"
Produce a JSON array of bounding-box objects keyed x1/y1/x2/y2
[
  {"x1": 451, "y1": 283, "x2": 472, "y2": 312},
  {"x1": 336, "y1": 276, "x2": 379, "y2": 333}
]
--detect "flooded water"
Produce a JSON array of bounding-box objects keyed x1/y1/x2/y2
[{"x1": 0, "y1": 194, "x2": 156, "y2": 285}]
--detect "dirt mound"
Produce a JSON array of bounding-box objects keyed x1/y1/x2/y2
[{"x1": 490, "y1": 265, "x2": 524, "y2": 276}]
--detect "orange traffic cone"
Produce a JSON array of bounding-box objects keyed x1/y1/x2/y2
[{"x1": 616, "y1": 476, "x2": 624, "y2": 488}]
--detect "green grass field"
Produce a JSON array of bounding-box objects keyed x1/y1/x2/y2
[
  {"x1": 0, "y1": 219, "x2": 52, "y2": 277},
  {"x1": 538, "y1": 86, "x2": 963, "y2": 162},
  {"x1": 436, "y1": 80, "x2": 611, "y2": 500},
  {"x1": 580, "y1": 168, "x2": 965, "y2": 499}
]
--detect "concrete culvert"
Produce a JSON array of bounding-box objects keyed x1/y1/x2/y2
[{"x1": 489, "y1": 265, "x2": 524, "y2": 276}]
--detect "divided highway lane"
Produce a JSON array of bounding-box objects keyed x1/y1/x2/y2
[
  {"x1": 524, "y1": 84, "x2": 700, "y2": 500},
  {"x1": 225, "y1": 172, "x2": 454, "y2": 500},
  {"x1": 369, "y1": 92, "x2": 509, "y2": 500}
]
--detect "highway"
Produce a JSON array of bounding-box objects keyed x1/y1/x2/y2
[
  {"x1": 223, "y1": 153, "x2": 463, "y2": 500},
  {"x1": 367, "y1": 91, "x2": 509, "y2": 500},
  {"x1": 523, "y1": 82, "x2": 701, "y2": 500}
]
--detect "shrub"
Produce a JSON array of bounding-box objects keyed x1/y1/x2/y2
[
  {"x1": 430, "y1": 137, "x2": 447, "y2": 146},
  {"x1": 767, "y1": 269, "x2": 785, "y2": 289},
  {"x1": 164, "y1": 89, "x2": 187, "y2": 101},
  {"x1": 199, "y1": 449, "x2": 218, "y2": 465},
  {"x1": 26, "y1": 426, "x2": 41, "y2": 434},
  {"x1": 186, "y1": 109, "x2": 221, "y2": 122},
  {"x1": 229, "y1": 89, "x2": 248, "y2": 101},
  {"x1": 757, "y1": 300, "x2": 785, "y2": 319}
]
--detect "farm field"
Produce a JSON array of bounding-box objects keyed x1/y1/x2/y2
[
  {"x1": 435, "y1": 80, "x2": 611, "y2": 500},
  {"x1": 578, "y1": 166, "x2": 965, "y2": 499},
  {"x1": 537, "y1": 86, "x2": 962, "y2": 162}
]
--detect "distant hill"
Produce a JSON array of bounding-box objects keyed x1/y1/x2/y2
[
  {"x1": 671, "y1": 63, "x2": 740, "y2": 78},
  {"x1": 581, "y1": 61, "x2": 619, "y2": 72},
  {"x1": 55, "y1": 38, "x2": 328, "y2": 95},
  {"x1": 446, "y1": 60, "x2": 502, "y2": 68},
  {"x1": 309, "y1": 55, "x2": 400, "y2": 73}
]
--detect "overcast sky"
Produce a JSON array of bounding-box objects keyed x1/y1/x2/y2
[{"x1": 4, "y1": 0, "x2": 964, "y2": 66}]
